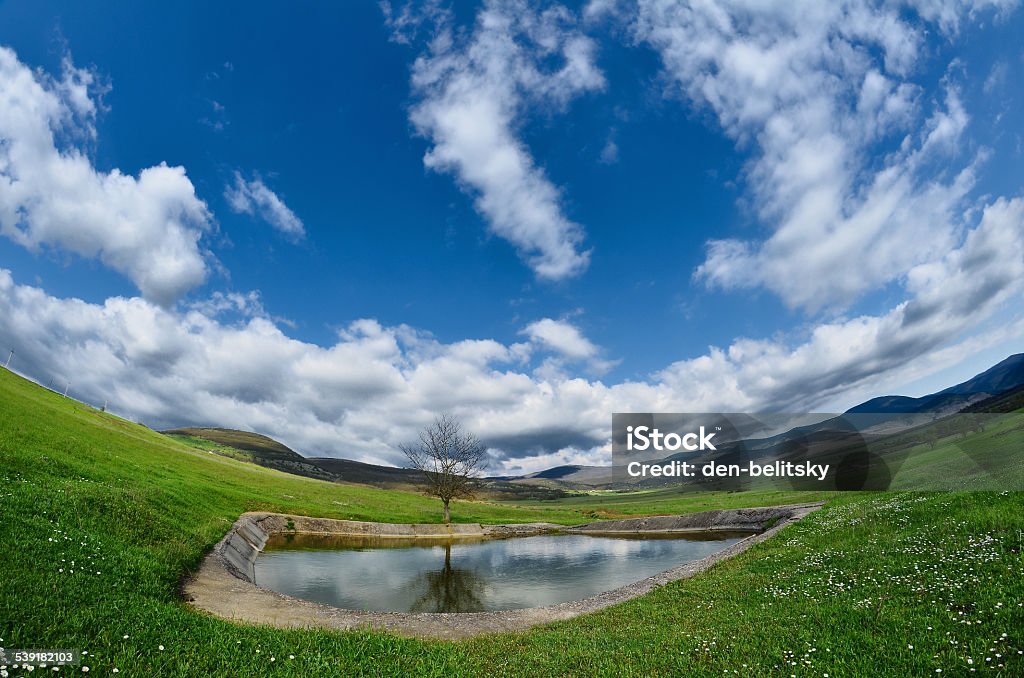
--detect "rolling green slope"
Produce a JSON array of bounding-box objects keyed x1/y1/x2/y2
[
  {"x1": 162, "y1": 428, "x2": 341, "y2": 482},
  {"x1": 1, "y1": 367, "x2": 1023, "y2": 676},
  {"x1": 162, "y1": 428, "x2": 303, "y2": 460}
]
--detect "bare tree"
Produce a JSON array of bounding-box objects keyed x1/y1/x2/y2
[{"x1": 400, "y1": 414, "x2": 486, "y2": 524}]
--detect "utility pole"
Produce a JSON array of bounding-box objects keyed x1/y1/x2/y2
[{"x1": 3, "y1": 349, "x2": 11, "y2": 369}]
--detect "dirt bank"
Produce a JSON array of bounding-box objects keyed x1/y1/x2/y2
[{"x1": 183, "y1": 503, "x2": 822, "y2": 640}]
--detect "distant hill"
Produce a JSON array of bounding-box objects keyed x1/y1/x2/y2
[
  {"x1": 530, "y1": 465, "x2": 583, "y2": 479},
  {"x1": 307, "y1": 456, "x2": 423, "y2": 486},
  {"x1": 847, "y1": 353, "x2": 1024, "y2": 415},
  {"x1": 944, "y1": 353, "x2": 1024, "y2": 395},
  {"x1": 164, "y1": 427, "x2": 301, "y2": 459},
  {"x1": 523, "y1": 464, "x2": 615, "y2": 487}
]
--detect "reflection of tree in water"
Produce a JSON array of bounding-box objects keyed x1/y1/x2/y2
[{"x1": 408, "y1": 544, "x2": 486, "y2": 613}]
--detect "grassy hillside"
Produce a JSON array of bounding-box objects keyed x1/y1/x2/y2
[
  {"x1": 885, "y1": 413, "x2": 1024, "y2": 490},
  {"x1": 2, "y1": 367, "x2": 1022, "y2": 676},
  {"x1": 163, "y1": 428, "x2": 303, "y2": 460},
  {"x1": 162, "y1": 428, "x2": 340, "y2": 482}
]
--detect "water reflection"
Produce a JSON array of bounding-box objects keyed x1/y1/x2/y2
[
  {"x1": 407, "y1": 544, "x2": 485, "y2": 612},
  {"x1": 255, "y1": 531, "x2": 748, "y2": 613}
]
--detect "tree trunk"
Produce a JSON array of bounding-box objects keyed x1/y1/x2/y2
[{"x1": 443, "y1": 499, "x2": 451, "y2": 524}]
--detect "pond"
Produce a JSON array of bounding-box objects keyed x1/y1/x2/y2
[{"x1": 254, "y1": 531, "x2": 749, "y2": 613}]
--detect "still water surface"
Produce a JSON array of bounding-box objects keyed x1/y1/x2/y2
[{"x1": 255, "y1": 531, "x2": 748, "y2": 612}]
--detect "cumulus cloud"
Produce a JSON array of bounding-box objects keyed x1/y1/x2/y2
[
  {"x1": 521, "y1": 317, "x2": 618, "y2": 375},
  {"x1": 395, "y1": 0, "x2": 604, "y2": 280},
  {"x1": 225, "y1": 172, "x2": 305, "y2": 239},
  {"x1": 2, "y1": 187, "x2": 1021, "y2": 474},
  {"x1": 660, "y1": 197, "x2": 1024, "y2": 412},
  {"x1": 0, "y1": 269, "x2": 629, "y2": 470},
  {"x1": 0, "y1": 47, "x2": 213, "y2": 306},
  {"x1": 628, "y1": 0, "x2": 1010, "y2": 312}
]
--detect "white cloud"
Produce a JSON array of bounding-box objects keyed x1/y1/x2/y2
[
  {"x1": 225, "y1": 172, "x2": 305, "y2": 239},
  {"x1": 2, "y1": 189, "x2": 1020, "y2": 473},
  {"x1": 659, "y1": 197, "x2": 1024, "y2": 411},
  {"x1": 0, "y1": 269, "x2": 634, "y2": 470},
  {"x1": 522, "y1": 317, "x2": 621, "y2": 376},
  {"x1": 583, "y1": 0, "x2": 625, "y2": 22},
  {"x1": 631, "y1": 0, "x2": 1012, "y2": 312},
  {"x1": 500, "y1": 445, "x2": 608, "y2": 476},
  {"x1": 0, "y1": 47, "x2": 212, "y2": 306},
  {"x1": 399, "y1": 0, "x2": 604, "y2": 280},
  {"x1": 522, "y1": 317, "x2": 599, "y2": 360},
  {"x1": 522, "y1": 316, "x2": 621, "y2": 376}
]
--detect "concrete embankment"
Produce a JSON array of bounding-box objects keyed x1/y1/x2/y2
[{"x1": 566, "y1": 505, "x2": 799, "y2": 534}]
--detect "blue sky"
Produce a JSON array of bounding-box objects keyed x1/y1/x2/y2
[{"x1": 0, "y1": 0, "x2": 1022, "y2": 472}]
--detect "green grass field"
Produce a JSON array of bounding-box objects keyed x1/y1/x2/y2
[{"x1": 2, "y1": 367, "x2": 1022, "y2": 676}]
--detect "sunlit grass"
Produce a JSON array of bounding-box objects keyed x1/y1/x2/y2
[{"x1": 1, "y1": 368, "x2": 1022, "y2": 676}]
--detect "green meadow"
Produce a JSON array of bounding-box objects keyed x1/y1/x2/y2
[{"x1": 1, "y1": 367, "x2": 1022, "y2": 676}]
